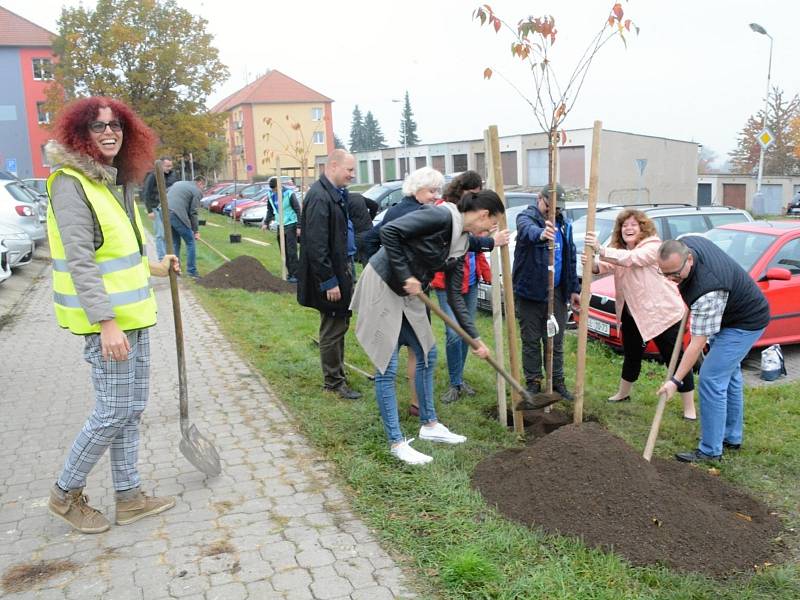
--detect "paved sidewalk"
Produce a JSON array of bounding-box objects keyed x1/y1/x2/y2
[{"x1": 0, "y1": 268, "x2": 415, "y2": 599}]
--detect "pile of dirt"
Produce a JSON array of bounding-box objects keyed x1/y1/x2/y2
[
  {"x1": 473, "y1": 422, "x2": 784, "y2": 576},
  {"x1": 197, "y1": 256, "x2": 294, "y2": 293}
]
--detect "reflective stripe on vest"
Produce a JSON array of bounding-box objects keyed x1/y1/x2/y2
[{"x1": 46, "y1": 167, "x2": 157, "y2": 334}]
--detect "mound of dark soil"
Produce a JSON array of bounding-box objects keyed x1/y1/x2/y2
[
  {"x1": 197, "y1": 256, "x2": 294, "y2": 293},
  {"x1": 473, "y1": 422, "x2": 783, "y2": 576}
]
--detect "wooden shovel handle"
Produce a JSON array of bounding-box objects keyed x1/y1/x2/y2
[{"x1": 643, "y1": 309, "x2": 689, "y2": 461}]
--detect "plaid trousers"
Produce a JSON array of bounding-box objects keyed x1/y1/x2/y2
[{"x1": 57, "y1": 328, "x2": 150, "y2": 492}]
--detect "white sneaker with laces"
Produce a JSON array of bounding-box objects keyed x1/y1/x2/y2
[
  {"x1": 390, "y1": 439, "x2": 433, "y2": 465},
  {"x1": 419, "y1": 422, "x2": 467, "y2": 444}
]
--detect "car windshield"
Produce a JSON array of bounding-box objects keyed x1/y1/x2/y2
[
  {"x1": 705, "y1": 228, "x2": 777, "y2": 272},
  {"x1": 572, "y1": 214, "x2": 617, "y2": 252},
  {"x1": 363, "y1": 184, "x2": 395, "y2": 201}
]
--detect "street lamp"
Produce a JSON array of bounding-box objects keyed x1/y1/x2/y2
[
  {"x1": 750, "y1": 22, "x2": 773, "y2": 194},
  {"x1": 391, "y1": 98, "x2": 409, "y2": 176}
]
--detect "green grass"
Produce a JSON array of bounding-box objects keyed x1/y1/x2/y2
[{"x1": 153, "y1": 207, "x2": 800, "y2": 599}]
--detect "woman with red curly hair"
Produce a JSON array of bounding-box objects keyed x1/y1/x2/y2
[
  {"x1": 45, "y1": 97, "x2": 179, "y2": 534},
  {"x1": 585, "y1": 209, "x2": 696, "y2": 419}
]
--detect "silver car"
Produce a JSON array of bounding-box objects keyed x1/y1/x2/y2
[
  {"x1": 0, "y1": 222, "x2": 34, "y2": 267},
  {"x1": 0, "y1": 242, "x2": 11, "y2": 284},
  {"x1": 0, "y1": 180, "x2": 46, "y2": 243}
]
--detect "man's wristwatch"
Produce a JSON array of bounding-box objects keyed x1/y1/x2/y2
[{"x1": 669, "y1": 375, "x2": 681, "y2": 388}]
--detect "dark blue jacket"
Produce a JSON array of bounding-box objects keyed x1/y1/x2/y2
[
  {"x1": 359, "y1": 196, "x2": 423, "y2": 262},
  {"x1": 512, "y1": 204, "x2": 580, "y2": 302}
]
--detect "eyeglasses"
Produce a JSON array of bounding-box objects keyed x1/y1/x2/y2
[
  {"x1": 88, "y1": 120, "x2": 122, "y2": 133},
  {"x1": 658, "y1": 255, "x2": 689, "y2": 279}
]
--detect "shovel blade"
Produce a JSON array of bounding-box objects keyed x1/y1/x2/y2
[
  {"x1": 179, "y1": 424, "x2": 222, "y2": 476},
  {"x1": 515, "y1": 392, "x2": 565, "y2": 412}
]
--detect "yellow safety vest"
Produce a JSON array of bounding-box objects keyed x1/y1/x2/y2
[{"x1": 46, "y1": 167, "x2": 157, "y2": 334}]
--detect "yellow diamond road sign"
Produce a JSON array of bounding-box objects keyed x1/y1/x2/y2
[{"x1": 758, "y1": 129, "x2": 775, "y2": 148}]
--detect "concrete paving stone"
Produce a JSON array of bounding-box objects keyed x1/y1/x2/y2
[
  {"x1": 318, "y1": 532, "x2": 357, "y2": 552},
  {"x1": 261, "y1": 482, "x2": 296, "y2": 497},
  {"x1": 203, "y1": 581, "x2": 248, "y2": 600},
  {"x1": 199, "y1": 553, "x2": 239, "y2": 576},
  {"x1": 258, "y1": 540, "x2": 297, "y2": 563},
  {"x1": 295, "y1": 548, "x2": 336, "y2": 569},
  {"x1": 245, "y1": 580, "x2": 281, "y2": 599},
  {"x1": 282, "y1": 588, "x2": 315, "y2": 600},
  {"x1": 102, "y1": 586, "x2": 144, "y2": 600},
  {"x1": 332, "y1": 557, "x2": 377, "y2": 588},
  {"x1": 130, "y1": 537, "x2": 170, "y2": 558},
  {"x1": 168, "y1": 574, "x2": 211, "y2": 597},
  {"x1": 167, "y1": 508, "x2": 219, "y2": 523},
  {"x1": 232, "y1": 549, "x2": 274, "y2": 583},
  {"x1": 309, "y1": 575, "x2": 353, "y2": 599},
  {"x1": 0, "y1": 505, "x2": 25, "y2": 524},
  {"x1": 271, "y1": 567, "x2": 313, "y2": 592},
  {"x1": 350, "y1": 586, "x2": 396, "y2": 600}
]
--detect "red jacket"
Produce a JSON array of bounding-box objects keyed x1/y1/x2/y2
[{"x1": 431, "y1": 251, "x2": 491, "y2": 292}]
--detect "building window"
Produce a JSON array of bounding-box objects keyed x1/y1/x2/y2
[
  {"x1": 311, "y1": 107, "x2": 323, "y2": 121},
  {"x1": 452, "y1": 154, "x2": 468, "y2": 172},
  {"x1": 36, "y1": 102, "x2": 51, "y2": 124},
  {"x1": 32, "y1": 58, "x2": 53, "y2": 80},
  {"x1": 312, "y1": 131, "x2": 324, "y2": 144}
]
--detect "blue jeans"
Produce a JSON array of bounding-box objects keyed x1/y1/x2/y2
[
  {"x1": 169, "y1": 212, "x2": 197, "y2": 276},
  {"x1": 374, "y1": 318, "x2": 438, "y2": 444},
  {"x1": 435, "y1": 284, "x2": 478, "y2": 387},
  {"x1": 152, "y1": 206, "x2": 166, "y2": 260},
  {"x1": 697, "y1": 327, "x2": 764, "y2": 457}
]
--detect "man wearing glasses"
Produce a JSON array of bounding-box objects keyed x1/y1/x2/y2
[{"x1": 656, "y1": 237, "x2": 769, "y2": 463}]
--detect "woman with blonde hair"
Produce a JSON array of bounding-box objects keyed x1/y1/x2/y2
[{"x1": 586, "y1": 209, "x2": 696, "y2": 419}]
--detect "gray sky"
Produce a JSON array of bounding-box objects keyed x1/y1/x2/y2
[{"x1": 6, "y1": 0, "x2": 799, "y2": 164}]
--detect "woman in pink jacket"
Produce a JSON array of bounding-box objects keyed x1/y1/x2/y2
[{"x1": 585, "y1": 210, "x2": 696, "y2": 419}]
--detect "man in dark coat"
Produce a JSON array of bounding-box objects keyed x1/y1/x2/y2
[
  {"x1": 297, "y1": 150, "x2": 361, "y2": 399},
  {"x1": 512, "y1": 184, "x2": 581, "y2": 400},
  {"x1": 657, "y1": 237, "x2": 769, "y2": 463},
  {"x1": 142, "y1": 157, "x2": 178, "y2": 260}
]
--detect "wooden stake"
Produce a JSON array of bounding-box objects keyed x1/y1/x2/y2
[
  {"x1": 643, "y1": 310, "x2": 689, "y2": 461},
  {"x1": 484, "y1": 129, "x2": 507, "y2": 427},
  {"x1": 487, "y1": 125, "x2": 524, "y2": 433},
  {"x1": 276, "y1": 157, "x2": 288, "y2": 280},
  {"x1": 574, "y1": 121, "x2": 602, "y2": 424}
]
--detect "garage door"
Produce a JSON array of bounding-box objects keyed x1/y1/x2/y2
[
  {"x1": 501, "y1": 151, "x2": 518, "y2": 185},
  {"x1": 761, "y1": 183, "x2": 783, "y2": 215},
  {"x1": 722, "y1": 183, "x2": 746, "y2": 209},
  {"x1": 697, "y1": 183, "x2": 712, "y2": 206}
]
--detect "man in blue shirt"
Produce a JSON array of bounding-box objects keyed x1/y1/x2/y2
[{"x1": 512, "y1": 184, "x2": 581, "y2": 399}]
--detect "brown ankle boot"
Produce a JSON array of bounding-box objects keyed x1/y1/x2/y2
[
  {"x1": 116, "y1": 490, "x2": 175, "y2": 525},
  {"x1": 48, "y1": 486, "x2": 110, "y2": 534}
]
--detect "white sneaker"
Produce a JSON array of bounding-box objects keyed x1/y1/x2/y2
[
  {"x1": 390, "y1": 439, "x2": 433, "y2": 465},
  {"x1": 419, "y1": 422, "x2": 467, "y2": 444}
]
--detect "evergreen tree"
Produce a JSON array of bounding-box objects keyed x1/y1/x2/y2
[
  {"x1": 333, "y1": 133, "x2": 346, "y2": 149},
  {"x1": 399, "y1": 91, "x2": 420, "y2": 146},
  {"x1": 729, "y1": 87, "x2": 800, "y2": 176},
  {"x1": 363, "y1": 111, "x2": 388, "y2": 150},
  {"x1": 349, "y1": 105, "x2": 366, "y2": 152}
]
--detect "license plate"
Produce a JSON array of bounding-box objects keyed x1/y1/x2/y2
[{"x1": 587, "y1": 317, "x2": 610, "y2": 336}]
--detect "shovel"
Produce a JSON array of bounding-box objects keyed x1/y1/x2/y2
[
  {"x1": 416, "y1": 293, "x2": 561, "y2": 411},
  {"x1": 155, "y1": 160, "x2": 222, "y2": 476},
  {"x1": 643, "y1": 309, "x2": 689, "y2": 462}
]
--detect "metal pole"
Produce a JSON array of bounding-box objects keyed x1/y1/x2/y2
[{"x1": 754, "y1": 29, "x2": 773, "y2": 193}]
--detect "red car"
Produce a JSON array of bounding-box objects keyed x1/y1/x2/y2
[
  {"x1": 586, "y1": 221, "x2": 800, "y2": 355},
  {"x1": 208, "y1": 183, "x2": 267, "y2": 213}
]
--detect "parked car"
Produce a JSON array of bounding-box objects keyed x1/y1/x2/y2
[
  {"x1": 201, "y1": 183, "x2": 241, "y2": 208},
  {"x1": 363, "y1": 181, "x2": 404, "y2": 213},
  {"x1": 231, "y1": 198, "x2": 267, "y2": 220},
  {"x1": 0, "y1": 180, "x2": 46, "y2": 243},
  {"x1": 0, "y1": 222, "x2": 35, "y2": 267},
  {"x1": 787, "y1": 192, "x2": 800, "y2": 216},
  {"x1": 22, "y1": 177, "x2": 47, "y2": 195},
  {"x1": 223, "y1": 188, "x2": 270, "y2": 216},
  {"x1": 210, "y1": 183, "x2": 268, "y2": 214},
  {"x1": 586, "y1": 221, "x2": 800, "y2": 356},
  {"x1": 241, "y1": 203, "x2": 269, "y2": 226},
  {"x1": 0, "y1": 242, "x2": 11, "y2": 284}
]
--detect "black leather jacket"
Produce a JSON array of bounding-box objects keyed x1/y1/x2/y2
[{"x1": 369, "y1": 205, "x2": 481, "y2": 339}]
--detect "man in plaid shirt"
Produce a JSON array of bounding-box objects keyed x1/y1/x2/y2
[{"x1": 656, "y1": 237, "x2": 769, "y2": 463}]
